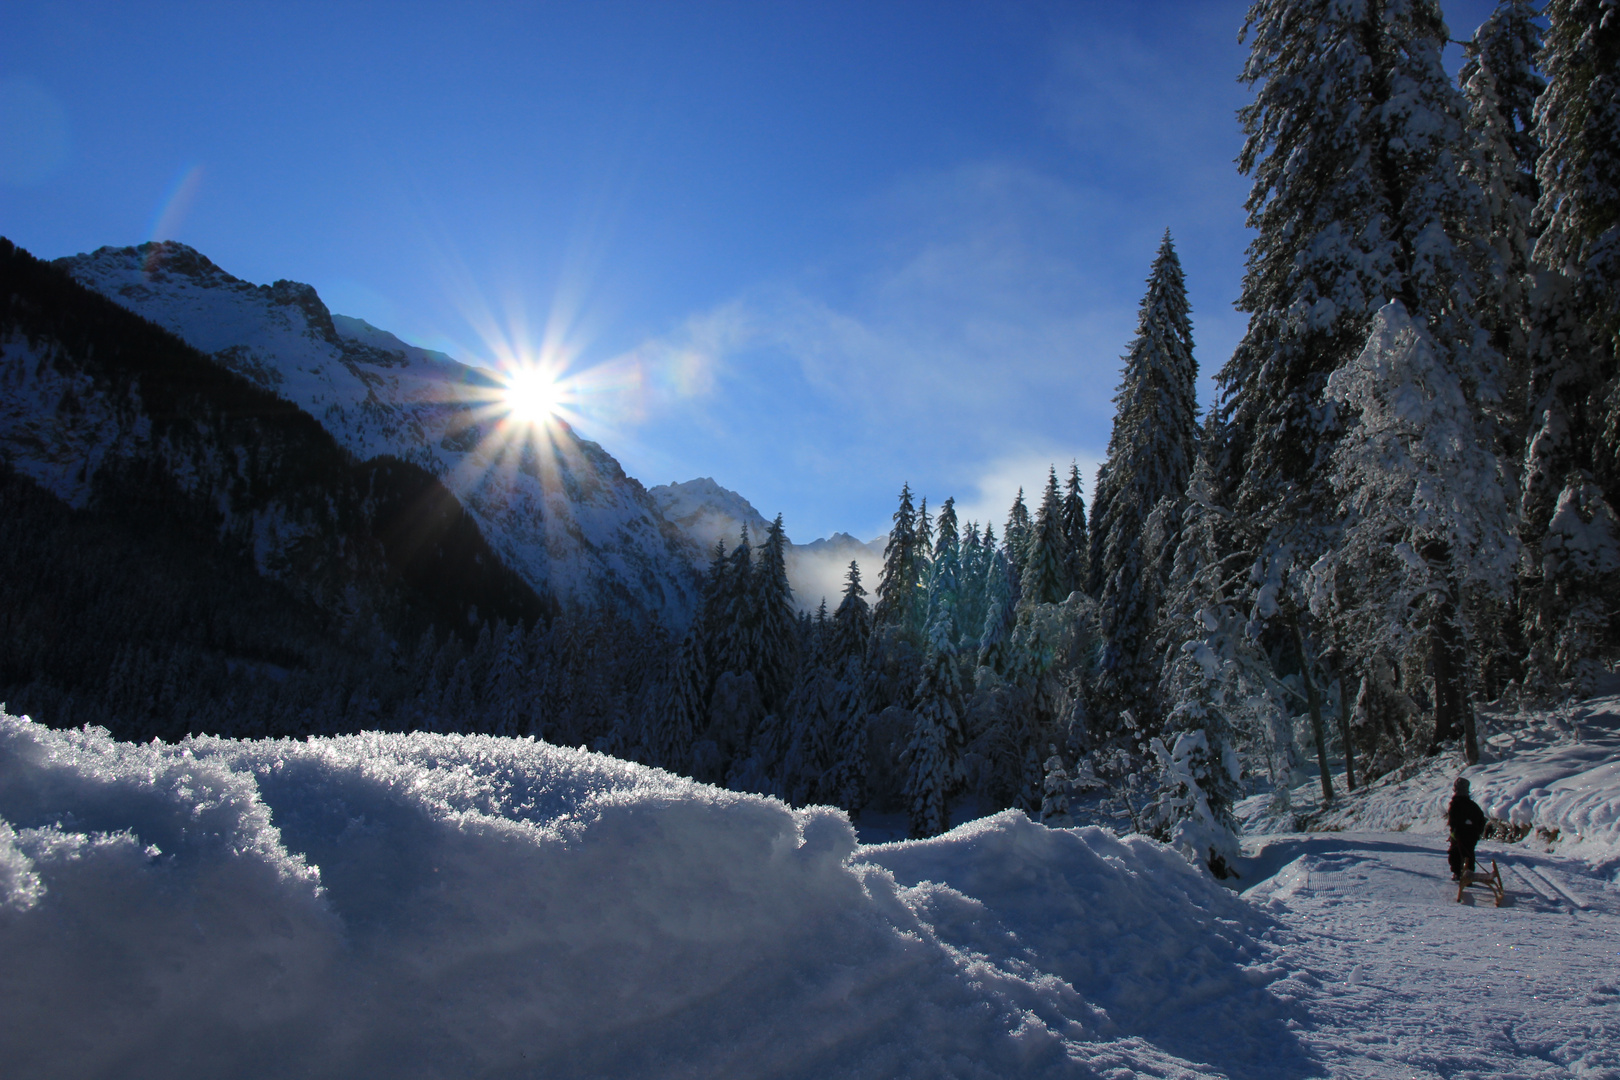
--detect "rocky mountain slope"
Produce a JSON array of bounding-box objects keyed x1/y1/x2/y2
[
  {"x1": 58, "y1": 241, "x2": 700, "y2": 625},
  {"x1": 0, "y1": 237, "x2": 549, "y2": 739}
]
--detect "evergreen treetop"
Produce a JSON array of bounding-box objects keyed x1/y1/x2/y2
[
  {"x1": 1062, "y1": 463, "x2": 1090, "y2": 596},
  {"x1": 874, "y1": 483, "x2": 919, "y2": 632}
]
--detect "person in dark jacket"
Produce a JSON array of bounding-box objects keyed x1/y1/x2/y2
[{"x1": 1447, "y1": 776, "x2": 1486, "y2": 880}]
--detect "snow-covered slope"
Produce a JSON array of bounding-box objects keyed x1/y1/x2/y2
[
  {"x1": 0, "y1": 710, "x2": 1297, "y2": 1079},
  {"x1": 1220, "y1": 687, "x2": 1620, "y2": 1077},
  {"x1": 649, "y1": 477, "x2": 888, "y2": 610},
  {"x1": 1237, "y1": 685, "x2": 1620, "y2": 859},
  {"x1": 649, "y1": 476, "x2": 775, "y2": 551},
  {"x1": 59, "y1": 243, "x2": 700, "y2": 624}
]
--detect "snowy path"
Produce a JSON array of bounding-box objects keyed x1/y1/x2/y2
[{"x1": 1242, "y1": 831, "x2": 1620, "y2": 1079}]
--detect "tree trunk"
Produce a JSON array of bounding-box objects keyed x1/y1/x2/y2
[
  {"x1": 1293, "y1": 618, "x2": 1334, "y2": 806},
  {"x1": 1421, "y1": 540, "x2": 1470, "y2": 760},
  {"x1": 1462, "y1": 701, "x2": 1479, "y2": 766},
  {"x1": 1337, "y1": 676, "x2": 1358, "y2": 791}
]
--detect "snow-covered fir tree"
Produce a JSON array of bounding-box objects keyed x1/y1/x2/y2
[
  {"x1": 956, "y1": 522, "x2": 988, "y2": 651},
  {"x1": 1039, "y1": 744, "x2": 1073, "y2": 827},
  {"x1": 832, "y1": 559, "x2": 872, "y2": 664},
  {"x1": 873, "y1": 484, "x2": 920, "y2": 636},
  {"x1": 1156, "y1": 454, "x2": 1302, "y2": 818},
  {"x1": 1061, "y1": 463, "x2": 1090, "y2": 597},
  {"x1": 1020, "y1": 468, "x2": 1070, "y2": 609},
  {"x1": 1520, "y1": 0, "x2": 1620, "y2": 690},
  {"x1": 1219, "y1": 0, "x2": 1496, "y2": 550},
  {"x1": 1087, "y1": 463, "x2": 1113, "y2": 595},
  {"x1": 1092, "y1": 234, "x2": 1199, "y2": 731},
  {"x1": 827, "y1": 561, "x2": 873, "y2": 811},
  {"x1": 911, "y1": 498, "x2": 933, "y2": 640},
  {"x1": 755, "y1": 514, "x2": 798, "y2": 714},
  {"x1": 716, "y1": 526, "x2": 756, "y2": 681},
  {"x1": 1003, "y1": 488, "x2": 1032, "y2": 595},
  {"x1": 1210, "y1": 0, "x2": 1503, "y2": 777},
  {"x1": 904, "y1": 612, "x2": 966, "y2": 838},
  {"x1": 1459, "y1": 1, "x2": 1545, "y2": 471},
  {"x1": 977, "y1": 540, "x2": 1016, "y2": 675},
  {"x1": 926, "y1": 497, "x2": 962, "y2": 641},
  {"x1": 1311, "y1": 303, "x2": 1520, "y2": 763},
  {"x1": 1462, "y1": 1, "x2": 1546, "y2": 195}
]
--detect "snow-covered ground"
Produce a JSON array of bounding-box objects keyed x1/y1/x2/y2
[
  {"x1": 4, "y1": 690, "x2": 1619, "y2": 1078},
  {"x1": 1239, "y1": 830, "x2": 1620, "y2": 1078}
]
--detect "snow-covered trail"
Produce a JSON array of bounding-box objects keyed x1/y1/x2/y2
[{"x1": 1242, "y1": 830, "x2": 1620, "y2": 1079}]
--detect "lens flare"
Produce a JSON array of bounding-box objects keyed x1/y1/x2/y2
[{"x1": 504, "y1": 366, "x2": 561, "y2": 423}]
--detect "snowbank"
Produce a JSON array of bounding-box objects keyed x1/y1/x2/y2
[{"x1": 0, "y1": 713, "x2": 1297, "y2": 1079}]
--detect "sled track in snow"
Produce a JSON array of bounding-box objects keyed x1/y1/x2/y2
[{"x1": 1240, "y1": 830, "x2": 1620, "y2": 1078}]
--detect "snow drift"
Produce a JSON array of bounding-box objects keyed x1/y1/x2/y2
[{"x1": 0, "y1": 712, "x2": 1299, "y2": 1079}]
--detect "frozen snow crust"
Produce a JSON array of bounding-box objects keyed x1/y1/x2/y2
[{"x1": 0, "y1": 712, "x2": 1302, "y2": 1079}]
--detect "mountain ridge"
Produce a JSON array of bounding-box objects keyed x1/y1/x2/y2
[
  {"x1": 58, "y1": 241, "x2": 702, "y2": 625},
  {"x1": 648, "y1": 476, "x2": 888, "y2": 610}
]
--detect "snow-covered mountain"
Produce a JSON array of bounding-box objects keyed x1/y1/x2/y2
[
  {"x1": 58, "y1": 242, "x2": 701, "y2": 624},
  {"x1": 648, "y1": 477, "x2": 888, "y2": 610}
]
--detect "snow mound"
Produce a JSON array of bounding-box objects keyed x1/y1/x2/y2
[{"x1": 0, "y1": 712, "x2": 1295, "y2": 1079}]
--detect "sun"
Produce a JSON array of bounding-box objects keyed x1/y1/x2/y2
[{"x1": 503, "y1": 367, "x2": 561, "y2": 423}]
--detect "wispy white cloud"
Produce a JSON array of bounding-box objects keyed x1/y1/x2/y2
[
  {"x1": 952, "y1": 447, "x2": 1107, "y2": 538},
  {"x1": 611, "y1": 159, "x2": 1143, "y2": 540},
  {"x1": 598, "y1": 12, "x2": 1257, "y2": 541}
]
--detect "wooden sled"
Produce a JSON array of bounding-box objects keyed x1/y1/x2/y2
[{"x1": 1456, "y1": 859, "x2": 1504, "y2": 906}]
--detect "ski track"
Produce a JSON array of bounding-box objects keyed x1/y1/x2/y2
[{"x1": 1241, "y1": 830, "x2": 1620, "y2": 1079}]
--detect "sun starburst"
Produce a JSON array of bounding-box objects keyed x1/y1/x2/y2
[{"x1": 503, "y1": 366, "x2": 562, "y2": 423}]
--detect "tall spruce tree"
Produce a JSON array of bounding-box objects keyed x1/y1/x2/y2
[
  {"x1": 977, "y1": 541, "x2": 1017, "y2": 675},
  {"x1": 1021, "y1": 467, "x2": 1071, "y2": 609},
  {"x1": 827, "y1": 561, "x2": 873, "y2": 811},
  {"x1": 874, "y1": 484, "x2": 920, "y2": 634},
  {"x1": 1092, "y1": 235, "x2": 1200, "y2": 728},
  {"x1": 1312, "y1": 303, "x2": 1519, "y2": 763},
  {"x1": 1219, "y1": 0, "x2": 1496, "y2": 553},
  {"x1": 1520, "y1": 0, "x2": 1620, "y2": 689},
  {"x1": 1003, "y1": 489, "x2": 1033, "y2": 596},
  {"x1": 1087, "y1": 464, "x2": 1113, "y2": 596},
  {"x1": 926, "y1": 497, "x2": 962, "y2": 640},
  {"x1": 832, "y1": 560, "x2": 872, "y2": 664},
  {"x1": 1216, "y1": 0, "x2": 1502, "y2": 772},
  {"x1": 904, "y1": 612, "x2": 966, "y2": 838},
  {"x1": 957, "y1": 522, "x2": 988, "y2": 652},
  {"x1": 1062, "y1": 463, "x2": 1091, "y2": 596},
  {"x1": 756, "y1": 514, "x2": 798, "y2": 713},
  {"x1": 1462, "y1": 1, "x2": 1546, "y2": 195},
  {"x1": 1460, "y1": 2, "x2": 1545, "y2": 465},
  {"x1": 716, "y1": 526, "x2": 756, "y2": 680},
  {"x1": 911, "y1": 498, "x2": 934, "y2": 640}
]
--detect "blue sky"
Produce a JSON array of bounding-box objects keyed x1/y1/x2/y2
[{"x1": 1, "y1": 1, "x2": 1499, "y2": 542}]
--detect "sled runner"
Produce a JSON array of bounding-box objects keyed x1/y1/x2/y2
[{"x1": 1456, "y1": 859, "x2": 1504, "y2": 906}]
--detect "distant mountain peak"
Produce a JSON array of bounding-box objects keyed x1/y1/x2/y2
[{"x1": 648, "y1": 477, "x2": 887, "y2": 611}]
